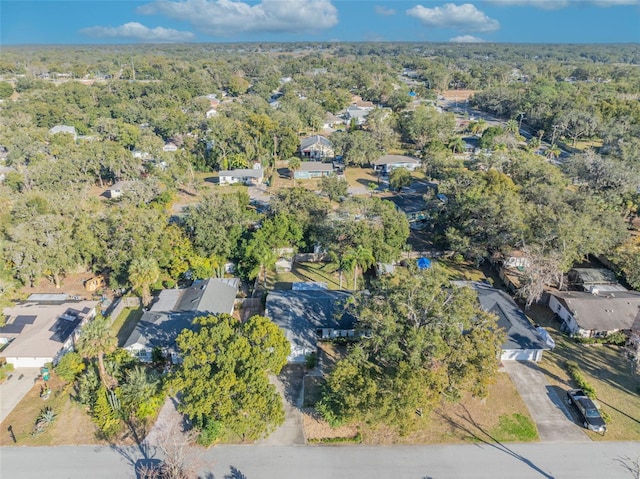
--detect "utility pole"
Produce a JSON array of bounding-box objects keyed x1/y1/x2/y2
[{"x1": 131, "y1": 58, "x2": 135, "y2": 81}]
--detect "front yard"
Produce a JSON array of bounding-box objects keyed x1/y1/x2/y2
[{"x1": 528, "y1": 304, "x2": 640, "y2": 441}]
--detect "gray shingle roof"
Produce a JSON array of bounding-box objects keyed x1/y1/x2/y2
[
  {"x1": 299, "y1": 161, "x2": 334, "y2": 172},
  {"x1": 455, "y1": 281, "x2": 548, "y2": 351},
  {"x1": 266, "y1": 290, "x2": 355, "y2": 354},
  {"x1": 124, "y1": 278, "x2": 239, "y2": 351},
  {"x1": 300, "y1": 135, "x2": 332, "y2": 150},
  {"x1": 551, "y1": 291, "x2": 640, "y2": 331}
]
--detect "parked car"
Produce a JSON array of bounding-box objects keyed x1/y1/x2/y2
[{"x1": 566, "y1": 388, "x2": 606, "y2": 434}]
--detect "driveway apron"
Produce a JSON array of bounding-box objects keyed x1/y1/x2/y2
[{"x1": 503, "y1": 361, "x2": 589, "y2": 442}]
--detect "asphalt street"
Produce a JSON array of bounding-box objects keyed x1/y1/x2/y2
[{"x1": 2, "y1": 442, "x2": 639, "y2": 479}]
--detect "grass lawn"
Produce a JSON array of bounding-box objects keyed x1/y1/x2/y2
[
  {"x1": 436, "y1": 258, "x2": 487, "y2": 282},
  {"x1": 267, "y1": 262, "x2": 350, "y2": 290},
  {"x1": 0, "y1": 373, "x2": 101, "y2": 446},
  {"x1": 527, "y1": 304, "x2": 640, "y2": 441},
  {"x1": 344, "y1": 167, "x2": 379, "y2": 189},
  {"x1": 112, "y1": 307, "x2": 144, "y2": 347},
  {"x1": 302, "y1": 370, "x2": 538, "y2": 444}
]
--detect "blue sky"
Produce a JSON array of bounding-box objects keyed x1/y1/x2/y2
[{"x1": 1, "y1": 1, "x2": 639, "y2": 45}]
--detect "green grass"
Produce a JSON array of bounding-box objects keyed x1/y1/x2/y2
[
  {"x1": 111, "y1": 307, "x2": 143, "y2": 346},
  {"x1": 268, "y1": 261, "x2": 347, "y2": 290},
  {"x1": 490, "y1": 413, "x2": 538, "y2": 442},
  {"x1": 436, "y1": 258, "x2": 486, "y2": 281}
]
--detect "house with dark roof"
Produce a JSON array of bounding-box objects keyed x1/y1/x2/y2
[
  {"x1": 293, "y1": 161, "x2": 335, "y2": 180},
  {"x1": 266, "y1": 290, "x2": 355, "y2": 363},
  {"x1": 567, "y1": 268, "x2": 626, "y2": 293},
  {"x1": 386, "y1": 193, "x2": 428, "y2": 223},
  {"x1": 372, "y1": 155, "x2": 421, "y2": 175},
  {"x1": 455, "y1": 281, "x2": 550, "y2": 362},
  {"x1": 548, "y1": 290, "x2": 640, "y2": 338},
  {"x1": 0, "y1": 300, "x2": 98, "y2": 367},
  {"x1": 299, "y1": 135, "x2": 334, "y2": 160},
  {"x1": 123, "y1": 278, "x2": 239, "y2": 363}
]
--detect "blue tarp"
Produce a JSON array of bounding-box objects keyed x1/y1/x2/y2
[{"x1": 416, "y1": 257, "x2": 432, "y2": 270}]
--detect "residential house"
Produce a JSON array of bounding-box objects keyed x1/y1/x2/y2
[
  {"x1": 105, "y1": 180, "x2": 136, "y2": 199},
  {"x1": 123, "y1": 278, "x2": 239, "y2": 363},
  {"x1": 323, "y1": 112, "x2": 345, "y2": 130},
  {"x1": 299, "y1": 135, "x2": 334, "y2": 160},
  {"x1": 293, "y1": 161, "x2": 334, "y2": 180},
  {"x1": 218, "y1": 164, "x2": 263, "y2": 185},
  {"x1": 344, "y1": 106, "x2": 371, "y2": 126},
  {"x1": 490, "y1": 250, "x2": 529, "y2": 294},
  {"x1": 372, "y1": 155, "x2": 421, "y2": 175},
  {"x1": 568, "y1": 268, "x2": 626, "y2": 293},
  {"x1": 0, "y1": 299, "x2": 98, "y2": 367},
  {"x1": 206, "y1": 108, "x2": 218, "y2": 119},
  {"x1": 548, "y1": 291, "x2": 640, "y2": 338},
  {"x1": 386, "y1": 193, "x2": 428, "y2": 223},
  {"x1": 48, "y1": 125, "x2": 77, "y2": 141},
  {"x1": 266, "y1": 289, "x2": 355, "y2": 363},
  {"x1": 455, "y1": 281, "x2": 550, "y2": 361}
]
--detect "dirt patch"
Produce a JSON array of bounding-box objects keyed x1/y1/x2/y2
[
  {"x1": 19, "y1": 272, "x2": 106, "y2": 300},
  {"x1": 237, "y1": 298, "x2": 263, "y2": 322},
  {"x1": 302, "y1": 408, "x2": 359, "y2": 441},
  {"x1": 440, "y1": 90, "x2": 477, "y2": 101}
]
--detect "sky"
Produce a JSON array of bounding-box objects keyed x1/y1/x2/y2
[{"x1": 1, "y1": 1, "x2": 639, "y2": 45}]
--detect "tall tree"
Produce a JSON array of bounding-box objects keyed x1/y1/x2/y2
[
  {"x1": 76, "y1": 318, "x2": 118, "y2": 389},
  {"x1": 128, "y1": 257, "x2": 161, "y2": 306},
  {"x1": 171, "y1": 314, "x2": 289, "y2": 441},
  {"x1": 318, "y1": 268, "x2": 503, "y2": 433}
]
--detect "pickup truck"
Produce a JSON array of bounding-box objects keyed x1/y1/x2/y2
[{"x1": 566, "y1": 388, "x2": 606, "y2": 434}]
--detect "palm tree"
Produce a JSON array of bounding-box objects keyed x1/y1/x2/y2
[
  {"x1": 527, "y1": 137, "x2": 541, "y2": 152},
  {"x1": 546, "y1": 144, "x2": 561, "y2": 160},
  {"x1": 128, "y1": 257, "x2": 160, "y2": 306},
  {"x1": 505, "y1": 119, "x2": 519, "y2": 136},
  {"x1": 120, "y1": 366, "x2": 159, "y2": 416},
  {"x1": 345, "y1": 246, "x2": 375, "y2": 291},
  {"x1": 470, "y1": 118, "x2": 487, "y2": 136},
  {"x1": 288, "y1": 156, "x2": 301, "y2": 185},
  {"x1": 448, "y1": 136, "x2": 465, "y2": 154},
  {"x1": 76, "y1": 318, "x2": 117, "y2": 389}
]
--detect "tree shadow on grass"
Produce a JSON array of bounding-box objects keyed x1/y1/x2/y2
[{"x1": 438, "y1": 405, "x2": 554, "y2": 479}]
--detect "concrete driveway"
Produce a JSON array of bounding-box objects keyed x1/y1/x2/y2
[
  {"x1": 257, "y1": 365, "x2": 305, "y2": 445},
  {"x1": 0, "y1": 368, "x2": 41, "y2": 423},
  {"x1": 504, "y1": 361, "x2": 589, "y2": 442}
]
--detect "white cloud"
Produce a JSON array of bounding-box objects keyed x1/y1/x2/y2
[
  {"x1": 407, "y1": 3, "x2": 500, "y2": 32},
  {"x1": 138, "y1": 0, "x2": 338, "y2": 36},
  {"x1": 486, "y1": 0, "x2": 638, "y2": 9},
  {"x1": 374, "y1": 5, "x2": 396, "y2": 16},
  {"x1": 80, "y1": 22, "x2": 195, "y2": 42},
  {"x1": 450, "y1": 35, "x2": 486, "y2": 42}
]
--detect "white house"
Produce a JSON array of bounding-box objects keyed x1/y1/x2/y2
[
  {"x1": 372, "y1": 155, "x2": 421, "y2": 175},
  {"x1": 218, "y1": 164, "x2": 263, "y2": 185},
  {"x1": 0, "y1": 299, "x2": 98, "y2": 368},
  {"x1": 48, "y1": 125, "x2": 77, "y2": 141},
  {"x1": 163, "y1": 141, "x2": 178, "y2": 152},
  {"x1": 548, "y1": 291, "x2": 640, "y2": 338}
]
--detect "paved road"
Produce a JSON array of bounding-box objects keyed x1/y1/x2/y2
[
  {"x1": 0, "y1": 368, "x2": 41, "y2": 423},
  {"x1": 2, "y1": 442, "x2": 639, "y2": 479},
  {"x1": 504, "y1": 362, "x2": 588, "y2": 443}
]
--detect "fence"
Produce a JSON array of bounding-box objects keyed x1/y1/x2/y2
[{"x1": 105, "y1": 296, "x2": 141, "y2": 325}]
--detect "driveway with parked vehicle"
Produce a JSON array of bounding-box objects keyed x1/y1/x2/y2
[{"x1": 503, "y1": 361, "x2": 589, "y2": 442}]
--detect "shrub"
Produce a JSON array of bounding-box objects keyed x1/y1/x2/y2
[
  {"x1": 305, "y1": 352, "x2": 317, "y2": 369},
  {"x1": 197, "y1": 419, "x2": 223, "y2": 447},
  {"x1": 566, "y1": 360, "x2": 597, "y2": 398},
  {"x1": 55, "y1": 352, "x2": 85, "y2": 383}
]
